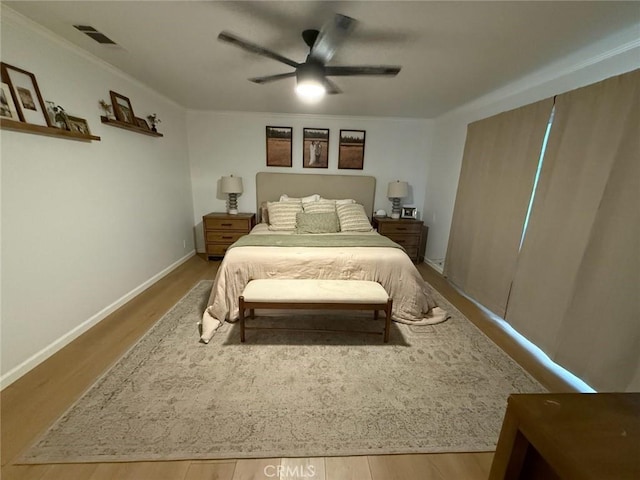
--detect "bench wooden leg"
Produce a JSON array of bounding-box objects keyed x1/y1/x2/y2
[
  {"x1": 384, "y1": 298, "x2": 393, "y2": 343},
  {"x1": 239, "y1": 296, "x2": 246, "y2": 343}
]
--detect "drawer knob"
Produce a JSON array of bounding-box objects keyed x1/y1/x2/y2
[{"x1": 221, "y1": 223, "x2": 233, "y2": 227}]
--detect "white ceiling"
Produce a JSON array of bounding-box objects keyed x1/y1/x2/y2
[{"x1": 5, "y1": 1, "x2": 639, "y2": 118}]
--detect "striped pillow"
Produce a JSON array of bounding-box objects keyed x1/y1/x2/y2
[
  {"x1": 303, "y1": 199, "x2": 336, "y2": 214},
  {"x1": 268, "y1": 201, "x2": 303, "y2": 231},
  {"x1": 336, "y1": 203, "x2": 373, "y2": 232}
]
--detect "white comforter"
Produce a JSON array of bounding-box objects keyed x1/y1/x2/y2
[{"x1": 200, "y1": 229, "x2": 448, "y2": 343}]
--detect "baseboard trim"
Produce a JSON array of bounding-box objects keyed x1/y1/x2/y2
[
  {"x1": 424, "y1": 258, "x2": 444, "y2": 274},
  {"x1": 0, "y1": 250, "x2": 196, "y2": 390}
]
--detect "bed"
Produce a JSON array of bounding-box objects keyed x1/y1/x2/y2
[{"x1": 200, "y1": 172, "x2": 448, "y2": 343}]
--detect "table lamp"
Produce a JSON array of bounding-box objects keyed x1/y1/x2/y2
[
  {"x1": 387, "y1": 180, "x2": 408, "y2": 219},
  {"x1": 221, "y1": 175, "x2": 243, "y2": 215}
]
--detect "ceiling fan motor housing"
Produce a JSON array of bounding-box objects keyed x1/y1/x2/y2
[{"x1": 296, "y1": 60, "x2": 325, "y2": 84}]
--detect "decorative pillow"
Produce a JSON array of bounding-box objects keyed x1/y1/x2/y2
[
  {"x1": 280, "y1": 194, "x2": 320, "y2": 204},
  {"x1": 296, "y1": 212, "x2": 340, "y2": 234},
  {"x1": 303, "y1": 199, "x2": 336, "y2": 214},
  {"x1": 267, "y1": 201, "x2": 303, "y2": 230},
  {"x1": 336, "y1": 203, "x2": 373, "y2": 232},
  {"x1": 322, "y1": 197, "x2": 356, "y2": 205},
  {"x1": 260, "y1": 201, "x2": 269, "y2": 224}
]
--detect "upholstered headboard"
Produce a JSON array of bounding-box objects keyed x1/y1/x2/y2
[{"x1": 256, "y1": 172, "x2": 376, "y2": 222}]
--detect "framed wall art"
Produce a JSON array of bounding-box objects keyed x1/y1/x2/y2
[
  {"x1": 67, "y1": 115, "x2": 91, "y2": 135},
  {"x1": 109, "y1": 90, "x2": 135, "y2": 124},
  {"x1": 265, "y1": 126, "x2": 292, "y2": 167},
  {"x1": 303, "y1": 128, "x2": 329, "y2": 168},
  {"x1": 135, "y1": 117, "x2": 151, "y2": 130},
  {"x1": 338, "y1": 129, "x2": 366, "y2": 170},
  {"x1": 0, "y1": 82, "x2": 19, "y2": 120},
  {"x1": 0, "y1": 62, "x2": 51, "y2": 126}
]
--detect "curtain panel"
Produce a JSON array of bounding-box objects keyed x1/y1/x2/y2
[
  {"x1": 506, "y1": 69, "x2": 640, "y2": 391},
  {"x1": 444, "y1": 99, "x2": 553, "y2": 317}
]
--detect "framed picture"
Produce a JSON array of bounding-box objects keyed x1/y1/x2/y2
[
  {"x1": 303, "y1": 128, "x2": 329, "y2": 168},
  {"x1": 0, "y1": 62, "x2": 51, "y2": 126},
  {"x1": 110, "y1": 90, "x2": 135, "y2": 124},
  {"x1": 67, "y1": 115, "x2": 91, "y2": 135},
  {"x1": 135, "y1": 117, "x2": 151, "y2": 130},
  {"x1": 401, "y1": 205, "x2": 418, "y2": 219},
  {"x1": 265, "y1": 126, "x2": 292, "y2": 167},
  {"x1": 0, "y1": 82, "x2": 19, "y2": 120},
  {"x1": 338, "y1": 129, "x2": 366, "y2": 169}
]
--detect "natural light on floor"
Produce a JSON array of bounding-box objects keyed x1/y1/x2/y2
[{"x1": 458, "y1": 287, "x2": 596, "y2": 393}]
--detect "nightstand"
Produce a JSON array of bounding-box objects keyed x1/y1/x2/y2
[
  {"x1": 203, "y1": 212, "x2": 256, "y2": 260},
  {"x1": 372, "y1": 216, "x2": 426, "y2": 263}
]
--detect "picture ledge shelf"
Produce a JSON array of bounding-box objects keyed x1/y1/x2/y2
[
  {"x1": 0, "y1": 118, "x2": 101, "y2": 141},
  {"x1": 100, "y1": 116, "x2": 163, "y2": 137}
]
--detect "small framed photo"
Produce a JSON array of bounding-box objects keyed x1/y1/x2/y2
[
  {"x1": 266, "y1": 126, "x2": 292, "y2": 167},
  {"x1": 67, "y1": 115, "x2": 91, "y2": 135},
  {"x1": 0, "y1": 62, "x2": 51, "y2": 126},
  {"x1": 110, "y1": 90, "x2": 135, "y2": 124},
  {"x1": 401, "y1": 205, "x2": 418, "y2": 219},
  {"x1": 135, "y1": 117, "x2": 151, "y2": 130},
  {"x1": 303, "y1": 128, "x2": 329, "y2": 168},
  {"x1": 0, "y1": 81, "x2": 19, "y2": 120},
  {"x1": 338, "y1": 129, "x2": 366, "y2": 170}
]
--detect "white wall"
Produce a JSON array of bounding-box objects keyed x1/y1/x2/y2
[
  {"x1": 187, "y1": 111, "x2": 433, "y2": 252},
  {"x1": 1, "y1": 8, "x2": 195, "y2": 386},
  {"x1": 423, "y1": 24, "x2": 640, "y2": 269}
]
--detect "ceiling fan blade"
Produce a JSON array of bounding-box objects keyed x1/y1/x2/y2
[
  {"x1": 309, "y1": 13, "x2": 357, "y2": 64},
  {"x1": 324, "y1": 66, "x2": 401, "y2": 77},
  {"x1": 218, "y1": 31, "x2": 300, "y2": 69},
  {"x1": 249, "y1": 72, "x2": 297, "y2": 84},
  {"x1": 323, "y1": 77, "x2": 342, "y2": 95}
]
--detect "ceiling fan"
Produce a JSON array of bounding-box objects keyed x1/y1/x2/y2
[{"x1": 218, "y1": 13, "x2": 401, "y2": 100}]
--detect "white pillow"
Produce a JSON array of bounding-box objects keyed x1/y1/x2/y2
[
  {"x1": 268, "y1": 201, "x2": 303, "y2": 230},
  {"x1": 336, "y1": 203, "x2": 373, "y2": 232},
  {"x1": 303, "y1": 199, "x2": 336, "y2": 214},
  {"x1": 322, "y1": 197, "x2": 356, "y2": 205},
  {"x1": 279, "y1": 194, "x2": 320, "y2": 204}
]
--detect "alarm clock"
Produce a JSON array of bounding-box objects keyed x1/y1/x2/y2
[{"x1": 375, "y1": 209, "x2": 387, "y2": 217}]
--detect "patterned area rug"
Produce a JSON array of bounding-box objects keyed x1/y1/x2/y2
[{"x1": 21, "y1": 280, "x2": 544, "y2": 463}]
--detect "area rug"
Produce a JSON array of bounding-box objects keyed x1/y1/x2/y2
[{"x1": 21, "y1": 280, "x2": 545, "y2": 464}]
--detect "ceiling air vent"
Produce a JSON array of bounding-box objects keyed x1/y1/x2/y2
[{"x1": 73, "y1": 25, "x2": 117, "y2": 45}]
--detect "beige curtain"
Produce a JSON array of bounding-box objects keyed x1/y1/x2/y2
[
  {"x1": 506, "y1": 70, "x2": 640, "y2": 391},
  {"x1": 444, "y1": 99, "x2": 554, "y2": 317}
]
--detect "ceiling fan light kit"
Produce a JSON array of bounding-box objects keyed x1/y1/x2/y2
[
  {"x1": 295, "y1": 61, "x2": 326, "y2": 102},
  {"x1": 218, "y1": 13, "x2": 401, "y2": 101}
]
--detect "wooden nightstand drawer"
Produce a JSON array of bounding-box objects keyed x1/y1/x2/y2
[
  {"x1": 388, "y1": 235, "x2": 420, "y2": 247},
  {"x1": 402, "y1": 246, "x2": 419, "y2": 259},
  {"x1": 378, "y1": 223, "x2": 422, "y2": 235},
  {"x1": 206, "y1": 244, "x2": 231, "y2": 256},
  {"x1": 205, "y1": 231, "x2": 245, "y2": 243},
  {"x1": 203, "y1": 212, "x2": 256, "y2": 260},
  {"x1": 204, "y1": 217, "x2": 251, "y2": 231},
  {"x1": 372, "y1": 217, "x2": 425, "y2": 263}
]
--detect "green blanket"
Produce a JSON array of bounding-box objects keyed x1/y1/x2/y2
[{"x1": 228, "y1": 234, "x2": 405, "y2": 251}]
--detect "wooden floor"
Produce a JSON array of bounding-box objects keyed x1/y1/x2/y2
[{"x1": 1, "y1": 255, "x2": 574, "y2": 480}]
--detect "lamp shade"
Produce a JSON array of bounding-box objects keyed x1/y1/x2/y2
[
  {"x1": 221, "y1": 175, "x2": 243, "y2": 194},
  {"x1": 387, "y1": 180, "x2": 408, "y2": 199}
]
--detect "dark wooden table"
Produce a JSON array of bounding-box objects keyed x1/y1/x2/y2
[{"x1": 489, "y1": 393, "x2": 640, "y2": 480}]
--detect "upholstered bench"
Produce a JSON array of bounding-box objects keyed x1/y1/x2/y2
[{"x1": 239, "y1": 279, "x2": 392, "y2": 342}]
